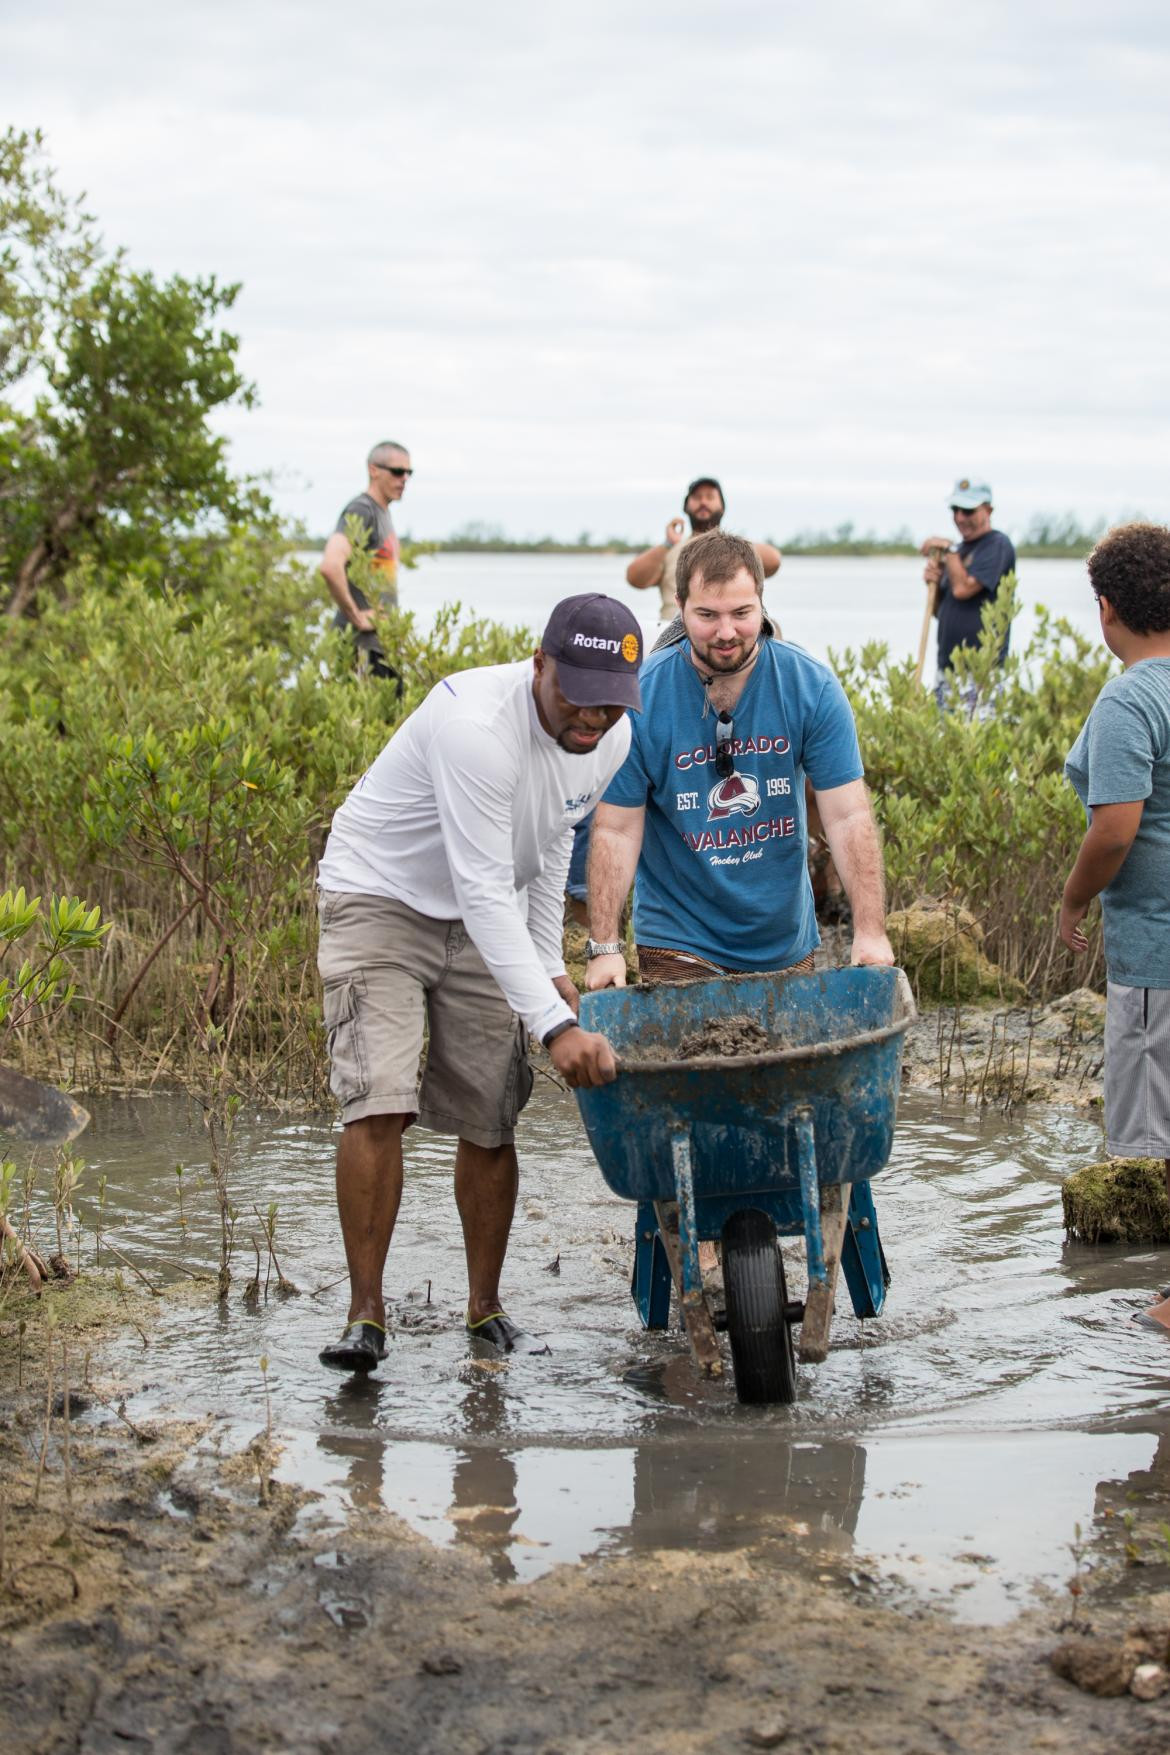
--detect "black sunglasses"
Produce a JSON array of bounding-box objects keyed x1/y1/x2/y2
[
  {"x1": 715, "y1": 712, "x2": 735, "y2": 779},
  {"x1": 375, "y1": 463, "x2": 413, "y2": 478}
]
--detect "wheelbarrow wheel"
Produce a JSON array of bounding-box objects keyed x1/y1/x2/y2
[{"x1": 722, "y1": 1208, "x2": 796, "y2": 1405}]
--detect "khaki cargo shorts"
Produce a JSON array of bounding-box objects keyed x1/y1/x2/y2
[{"x1": 316, "y1": 891, "x2": 534, "y2": 1148}]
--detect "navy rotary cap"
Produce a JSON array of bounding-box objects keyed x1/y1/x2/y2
[{"x1": 540, "y1": 594, "x2": 643, "y2": 712}]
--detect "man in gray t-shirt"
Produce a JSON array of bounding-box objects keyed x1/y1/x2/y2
[{"x1": 318, "y1": 439, "x2": 412, "y2": 688}]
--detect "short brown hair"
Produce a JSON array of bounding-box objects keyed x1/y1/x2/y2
[
  {"x1": 1087, "y1": 521, "x2": 1170, "y2": 636},
  {"x1": 675, "y1": 529, "x2": 763, "y2": 605}
]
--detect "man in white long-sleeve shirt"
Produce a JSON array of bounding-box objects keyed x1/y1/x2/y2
[{"x1": 316, "y1": 594, "x2": 643, "y2": 1372}]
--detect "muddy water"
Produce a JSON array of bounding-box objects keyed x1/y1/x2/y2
[{"x1": 65, "y1": 1085, "x2": 1170, "y2": 1623}]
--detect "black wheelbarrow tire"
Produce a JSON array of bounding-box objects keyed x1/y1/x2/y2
[{"x1": 722, "y1": 1208, "x2": 796, "y2": 1405}]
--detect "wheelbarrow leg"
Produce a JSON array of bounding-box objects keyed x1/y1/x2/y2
[
  {"x1": 840, "y1": 1180, "x2": 889, "y2": 1319},
  {"x1": 651, "y1": 1132, "x2": 722, "y2": 1378},
  {"x1": 794, "y1": 1105, "x2": 848, "y2": 1365},
  {"x1": 631, "y1": 1200, "x2": 673, "y2": 1330}
]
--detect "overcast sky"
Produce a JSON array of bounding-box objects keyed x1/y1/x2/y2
[{"x1": 3, "y1": 0, "x2": 1168, "y2": 541}]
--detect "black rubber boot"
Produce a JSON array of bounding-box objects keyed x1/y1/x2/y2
[
  {"x1": 319, "y1": 1320, "x2": 388, "y2": 1373},
  {"x1": 465, "y1": 1311, "x2": 550, "y2": 1356}
]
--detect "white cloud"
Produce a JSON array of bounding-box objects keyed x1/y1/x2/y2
[{"x1": 3, "y1": 0, "x2": 1168, "y2": 538}]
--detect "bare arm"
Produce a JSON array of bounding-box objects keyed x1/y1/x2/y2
[
  {"x1": 1059, "y1": 799, "x2": 1144, "y2": 952},
  {"x1": 813, "y1": 779, "x2": 893, "y2": 965},
  {"x1": 319, "y1": 532, "x2": 375, "y2": 631},
  {"x1": 627, "y1": 517, "x2": 683, "y2": 590},
  {"x1": 920, "y1": 538, "x2": 987, "y2": 603},
  {"x1": 941, "y1": 551, "x2": 988, "y2": 602},
  {"x1": 626, "y1": 545, "x2": 669, "y2": 591},
  {"x1": 755, "y1": 542, "x2": 781, "y2": 577},
  {"x1": 584, "y1": 802, "x2": 645, "y2": 990}
]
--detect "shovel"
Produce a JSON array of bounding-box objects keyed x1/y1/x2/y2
[{"x1": 914, "y1": 547, "x2": 945, "y2": 688}]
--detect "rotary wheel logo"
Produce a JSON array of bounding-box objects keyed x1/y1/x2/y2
[{"x1": 621, "y1": 633, "x2": 639, "y2": 663}]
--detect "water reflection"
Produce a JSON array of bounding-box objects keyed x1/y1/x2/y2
[{"x1": 71, "y1": 1084, "x2": 1170, "y2": 1617}]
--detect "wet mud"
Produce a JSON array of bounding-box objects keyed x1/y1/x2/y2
[
  {"x1": 4, "y1": 1019, "x2": 1170, "y2": 1752},
  {"x1": 3, "y1": 1391, "x2": 1170, "y2": 1755},
  {"x1": 676, "y1": 1012, "x2": 775, "y2": 1060}
]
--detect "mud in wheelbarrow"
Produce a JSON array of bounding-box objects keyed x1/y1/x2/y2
[{"x1": 575, "y1": 966, "x2": 915, "y2": 1404}]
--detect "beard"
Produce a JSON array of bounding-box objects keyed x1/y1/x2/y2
[
  {"x1": 687, "y1": 624, "x2": 760, "y2": 673},
  {"x1": 687, "y1": 506, "x2": 723, "y2": 534}
]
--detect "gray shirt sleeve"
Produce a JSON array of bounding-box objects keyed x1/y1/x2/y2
[
  {"x1": 1083, "y1": 692, "x2": 1156, "y2": 806},
  {"x1": 335, "y1": 497, "x2": 379, "y2": 547}
]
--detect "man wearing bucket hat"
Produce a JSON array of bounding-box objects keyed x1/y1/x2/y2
[
  {"x1": 626, "y1": 477, "x2": 781, "y2": 625},
  {"x1": 315, "y1": 594, "x2": 643, "y2": 1373},
  {"x1": 920, "y1": 477, "x2": 1017, "y2": 706}
]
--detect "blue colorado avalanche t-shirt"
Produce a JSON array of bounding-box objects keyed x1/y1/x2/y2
[{"x1": 603, "y1": 638, "x2": 864, "y2": 969}]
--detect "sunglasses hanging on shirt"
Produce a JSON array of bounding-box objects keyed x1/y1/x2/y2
[{"x1": 715, "y1": 712, "x2": 735, "y2": 779}]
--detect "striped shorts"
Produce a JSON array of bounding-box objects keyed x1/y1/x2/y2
[{"x1": 1105, "y1": 982, "x2": 1170, "y2": 1159}]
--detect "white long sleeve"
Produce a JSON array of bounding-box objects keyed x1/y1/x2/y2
[
  {"x1": 427, "y1": 717, "x2": 574, "y2": 1039},
  {"x1": 317, "y1": 659, "x2": 631, "y2": 1038},
  {"x1": 525, "y1": 825, "x2": 574, "y2": 979}
]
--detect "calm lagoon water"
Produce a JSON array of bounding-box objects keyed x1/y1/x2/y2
[
  {"x1": 397, "y1": 552, "x2": 1100, "y2": 684},
  {"x1": 80, "y1": 1082, "x2": 1170, "y2": 1624}
]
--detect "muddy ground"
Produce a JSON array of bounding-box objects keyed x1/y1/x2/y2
[
  {"x1": 1, "y1": 985, "x2": 1153, "y2": 1755},
  {"x1": 2, "y1": 1280, "x2": 1169, "y2": 1755}
]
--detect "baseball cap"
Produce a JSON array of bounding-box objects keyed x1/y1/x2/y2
[
  {"x1": 540, "y1": 594, "x2": 643, "y2": 712},
  {"x1": 949, "y1": 477, "x2": 992, "y2": 510},
  {"x1": 685, "y1": 476, "x2": 724, "y2": 509}
]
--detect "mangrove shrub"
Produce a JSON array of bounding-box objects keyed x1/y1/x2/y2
[{"x1": 0, "y1": 559, "x2": 532, "y2": 1092}]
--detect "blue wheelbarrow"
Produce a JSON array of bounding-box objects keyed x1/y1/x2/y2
[{"x1": 576, "y1": 966, "x2": 915, "y2": 1404}]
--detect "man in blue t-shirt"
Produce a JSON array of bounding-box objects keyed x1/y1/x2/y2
[
  {"x1": 920, "y1": 477, "x2": 1017, "y2": 707},
  {"x1": 583, "y1": 529, "x2": 893, "y2": 990},
  {"x1": 1059, "y1": 521, "x2": 1170, "y2": 1335}
]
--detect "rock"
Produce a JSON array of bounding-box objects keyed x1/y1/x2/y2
[
  {"x1": 743, "y1": 1716, "x2": 789, "y2": 1748},
  {"x1": 1061, "y1": 1159, "x2": 1170, "y2": 1245},
  {"x1": 1038, "y1": 988, "x2": 1106, "y2": 1037},
  {"x1": 1130, "y1": 1663, "x2": 1168, "y2": 1701},
  {"x1": 419, "y1": 1650, "x2": 463, "y2": 1675},
  {"x1": 1049, "y1": 1636, "x2": 1137, "y2": 1696},
  {"x1": 886, "y1": 901, "x2": 1026, "y2": 1004}
]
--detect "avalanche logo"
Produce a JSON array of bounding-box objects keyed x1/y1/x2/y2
[{"x1": 707, "y1": 772, "x2": 761, "y2": 820}]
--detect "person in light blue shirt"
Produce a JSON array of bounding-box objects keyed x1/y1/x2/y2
[
  {"x1": 1060, "y1": 521, "x2": 1170, "y2": 1336},
  {"x1": 584, "y1": 528, "x2": 893, "y2": 991}
]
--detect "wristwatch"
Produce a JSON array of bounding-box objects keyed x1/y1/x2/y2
[{"x1": 585, "y1": 939, "x2": 624, "y2": 959}]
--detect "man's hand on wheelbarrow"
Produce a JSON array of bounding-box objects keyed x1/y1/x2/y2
[
  {"x1": 584, "y1": 951, "x2": 627, "y2": 991},
  {"x1": 549, "y1": 1026, "x2": 618, "y2": 1088},
  {"x1": 851, "y1": 930, "x2": 895, "y2": 966}
]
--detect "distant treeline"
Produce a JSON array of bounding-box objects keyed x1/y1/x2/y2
[
  {"x1": 776, "y1": 523, "x2": 918, "y2": 556},
  {"x1": 301, "y1": 514, "x2": 1130, "y2": 559},
  {"x1": 427, "y1": 523, "x2": 638, "y2": 554}
]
